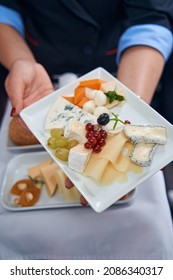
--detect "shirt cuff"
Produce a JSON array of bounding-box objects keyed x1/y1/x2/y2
[
  {"x1": 116, "y1": 24, "x2": 173, "y2": 64},
  {"x1": 0, "y1": 5, "x2": 24, "y2": 36}
]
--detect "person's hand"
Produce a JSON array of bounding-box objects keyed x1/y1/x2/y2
[
  {"x1": 5, "y1": 59, "x2": 54, "y2": 116},
  {"x1": 65, "y1": 177, "x2": 89, "y2": 206}
]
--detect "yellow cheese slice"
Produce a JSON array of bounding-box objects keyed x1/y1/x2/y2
[
  {"x1": 91, "y1": 132, "x2": 128, "y2": 168},
  {"x1": 28, "y1": 159, "x2": 52, "y2": 179},
  {"x1": 83, "y1": 132, "x2": 128, "y2": 181},
  {"x1": 56, "y1": 169, "x2": 80, "y2": 201},
  {"x1": 100, "y1": 162, "x2": 128, "y2": 185},
  {"x1": 115, "y1": 142, "x2": 143, "y2": 174},
  {"x1": 83, "y1": 157, "x2": 108, "y2": 181},
  {"x1": 83, "y1": 132, "x2": 142, "y2": 183},
  {"x1": 40, "y1": 163, "x2": 59, "y2": 197}
]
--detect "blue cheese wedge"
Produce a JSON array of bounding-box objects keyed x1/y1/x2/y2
[
  {"x1": 130, "y1": 143, "x2": 158, "y2": 167},
  {"x1": 123, "y1": 124, "x2": 167, "y2": 144},
  {"x1": 68, "y1": 144, "x2": 92, "y2": 173},
  {"x1": 45, "y1": 96, "x2": 96, "y2": 130}
]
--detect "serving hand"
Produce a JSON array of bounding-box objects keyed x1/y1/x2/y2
[{"x1": 5, "y1": 59, "x2": 54, "y2": 129}]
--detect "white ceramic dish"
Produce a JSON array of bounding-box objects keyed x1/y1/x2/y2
[
  {"x1": 20, "y1": 67, "x2": 173, "y2": 213},
  {"x1": 1, "y1": 151, "x2": 135, "y2": 211}
]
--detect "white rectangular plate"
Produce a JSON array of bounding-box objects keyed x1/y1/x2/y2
[
  {"x1": 20, "y1": 67, "x2": 173, "y2": 212},
  {"x1": 1, "y1": 151, "x2": 135, "y2": 211}
]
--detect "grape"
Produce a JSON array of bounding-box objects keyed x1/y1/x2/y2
[
  {"x1": 55, "y1": 148, "x2": 69, "y2": 161},
  {"x1": 50, "y1": 128, "x2": 64, "y2": 138},
  {"x1": 55, "y1": 136, "x2": 68, "y2": 148},
  {"x1": 47, "y1": 137, "x2": 59, "y2": 149},
  {"x1": 97, "y1": 113, "x2": 110, "y2": 126},
  {"x1": 85, "y1": 123, "x2": 94, "y2": 131},
  {"x1": 124, "y1": 120, "x2": 131, "y2": 124},
  {"x1": 66, "y1": 139, "x2": 79, "y2": 150}
]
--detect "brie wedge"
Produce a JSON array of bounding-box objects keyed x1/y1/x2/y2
[{"x1": 68, "y1": 144, "x2": 92, "y2": 173}]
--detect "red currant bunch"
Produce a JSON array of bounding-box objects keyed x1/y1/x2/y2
[{"x1": 84, "y1": 123, "x2": 107, "y2": 153}]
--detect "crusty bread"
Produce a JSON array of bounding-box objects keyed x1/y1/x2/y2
[{"x1": 9, "y1": 117, "x2": 40, "y2": 146}]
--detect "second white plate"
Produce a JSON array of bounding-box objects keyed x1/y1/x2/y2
[{"x1": 1, "y1": 151, "x2": 136, "y2": 211}]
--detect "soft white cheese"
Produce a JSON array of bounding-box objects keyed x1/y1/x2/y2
[
  {"x1": 64, "y1": 119, "x2": 87, "y2": 143},
  {"x1": 45, "y1": 96, "x2": 96, "y2": 130},
  {"x1": 94, "y1": 90, "x2": 107, "y2": 106},
  {"x1": 83, "y1": 100, "x2": 96, "y2": 114},
  {"x1": 100, "y1": 80, "x2": 116, "y2": 92},
  {"x1": 68, "y1": 144, "x2": 92, "y2": 173},
  {"x1": 93, "y1": 106, "x2": 110, "y2": 117},
  {"x1": 104, "y1": 114, "x2": 124, "y2": 134},
  {"x1": 85, "y1": 87, "x2": 96, "y2": 99}
]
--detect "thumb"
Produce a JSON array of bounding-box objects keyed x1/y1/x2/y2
[{"x1": 5, "y1": 74, "x2": 25, "y2": 116}]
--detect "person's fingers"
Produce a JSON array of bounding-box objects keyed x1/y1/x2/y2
[
  {"x1": 80, "y1": 195, "x2": 88, "y2": 206},
  {"x1": 65, "y1": 177, "x2": 74, "y2": 189},
  {"x1": 23, "y1": 87, "x2": 53, "y2": 108},
  {"x1": 15, "y1": 116, "x2": 31, "y2": 132},
  {"x1": 65, "y1": 178, "x2": 89, "y2": 206},
  {"x1": 5, "y1": 74, "x2": 25, "y2": 115}
]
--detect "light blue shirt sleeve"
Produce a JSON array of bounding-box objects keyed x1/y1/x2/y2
[
  {"x1": 0, "y1": 5, "x2": 24, "y2": 36},
  {"x1": 116, "y1": 24, "x2": 173, "y2": 64}
]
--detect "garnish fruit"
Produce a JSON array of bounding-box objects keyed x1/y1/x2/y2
[
  {"x1": 85, "y1": 123, "x2": 95, "y2": 131},
  {"x1": 97, "y1": 113, "x2": 110, "y2": 126},
  {"x1": 84, "y1": 123, "x2": 108, "y2": 153}
]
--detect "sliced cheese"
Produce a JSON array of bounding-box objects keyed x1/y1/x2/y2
[
  {"x1": 40, "y1": 163, "x2": 59, "y2": 196},
  {"x1": 56, "y1": 169, "x2": 80, "y2": 201},
  {"x1": 83, "y1": 132, "x2": 129, "y2": 182},
  {"x1": 28, "y1": 159, "x2": 52, "y2": 179},
  {"x1": 91, "y1": 132, "x2": 128, "y2": 168},
  {"x1": 83, "y1": 157, "x2": 108, "y2": 181},
  {"x1": 100, "y1": 162, "x2": 128, "y2": 185},
  {"x1": 115, "y1": 142, "x2": 143, "y2": 173}
]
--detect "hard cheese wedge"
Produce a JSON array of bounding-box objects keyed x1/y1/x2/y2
[
  {"x1": 28, "y1": 159, "x2": 52, "y2": 179},
  {"x1": 40, "y1": 163, "x2": 59, "y2": 197}
]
